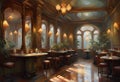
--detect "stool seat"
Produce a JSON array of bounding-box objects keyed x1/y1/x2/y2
[
  {"x1": 112, "y1": 66, "x2": 120, "y2": 79},
  {"x1": 44, "y1": 60, "x2": 50, "y2": 63},
  {"x1": 3, "y1": 62, "x2": 15, "y2": 68},
  {"x1": 98, "y1": 63, "x2": 107, "y2": 67},
  {"x1": 114, "y1": 66, "x2": 120, "y2": 70}
]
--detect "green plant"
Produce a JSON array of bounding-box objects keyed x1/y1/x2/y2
[
  {"x1": 0, "y1": 38, "x2": 9, "y2": 58},
  {"x1": 90, "y1": 32, "x2": 110, "y2": 50}
]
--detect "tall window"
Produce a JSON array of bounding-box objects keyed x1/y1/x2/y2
[
  {"x1": 25, "y1": 16, "x2": 31, "y2": 48},
  {"x1": 49, "y1": 24, "x2": 54, "y2": 48},
  {"x1": 4, "y1": 8, "x2": 22, "y2": 49},
  {"x1": 76, "y1": 30, "x2": 82, "y2": 48},
  {"x1": 84, "y1": 31, "x2": 91, "y2": 49},
  {"x1": 76, "y1": 24, "x2": 99, "y2": 49},
  {"x1": 41, "y1": 23, "x2": 47, "y2": 48},
  {"x1": 56, "y1": 28, "x2": 61, "y2": 44}
]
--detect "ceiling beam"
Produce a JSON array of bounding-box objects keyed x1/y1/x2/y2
[{"x1": 70, "y1": 7, "x2": 107, "y2": 13}]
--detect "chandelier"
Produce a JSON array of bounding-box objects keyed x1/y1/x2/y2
[{"x1": 56, "y1": 1, "x2": 72, "y2": 14}]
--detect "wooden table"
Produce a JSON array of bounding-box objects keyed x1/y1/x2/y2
[
  {"x1": 100, "y1": 55, "x2": 120, "y2": 76},
  {"x1": 11, "y1": 53, "x2": 48, "y2": 78}
]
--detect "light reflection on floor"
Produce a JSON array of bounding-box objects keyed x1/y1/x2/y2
[{"x1": 49, "y1": 60, "x2": 98, "y2": 82}]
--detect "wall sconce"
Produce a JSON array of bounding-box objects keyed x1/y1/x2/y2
[
  {"x1": 14, "y1": 30, "x2": 18, "y2": 35},
  {"x1": 8, "y1": 15, "x2": 13, "y2": 20},
  {"x1": 63, "y1": 33, "x2": 67, "y2": 38},
  {"x1": 38, "y1": 28, "x2": 42, "y2": 33},
  {"x1": 3, "y1": 20, "x2": 9, "y2": 29},
  {"x1": 113, "y1": 22, "x2": 119, "y2": 30},
  {"x1": 33, "y1": 27, "x2": 36, "y2": 33},
  {"x1": 25, "y1": 23, "x2": 30, "y2": 32},
  {"x1": 56, "y1": 31, "x2": 59, "y2": 37},
  {"x1": 107, "y1": 29, "x2": 111, "y2": 34},
  {"x1": 9, "y1": 32, "x2": 13, "y2": 36},
  {"x1": 69, "y1": 34, "x2": 73, "y2": 40},
  {"x1": 48, "y1": 31, "x2": 52, "y2": 36}
]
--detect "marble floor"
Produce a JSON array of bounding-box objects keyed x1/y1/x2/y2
[{"x1": 0, "y1": 58, "x2": 119, "y2": 82}]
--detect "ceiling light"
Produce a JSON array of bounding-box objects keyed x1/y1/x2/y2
[{"x1": 56, "y1": 1, "x2": 72, "y2": 14}]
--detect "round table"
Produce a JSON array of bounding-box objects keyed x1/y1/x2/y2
[{"x1": 100, "y1": 55, "x2": 120, "y2": 76}]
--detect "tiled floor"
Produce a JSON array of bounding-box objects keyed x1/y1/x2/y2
[{"x1": 0, "y1": 58, "x2": 119, "y2": 82}]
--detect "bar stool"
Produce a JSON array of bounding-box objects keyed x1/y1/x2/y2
[
  {"x1": 43, "y1": 59, "x2": 51, "y2": 77},
  {"x1": 0, "y1": 61, "x2": 15, "y2": 82},
  {"x1": 112, "y1": 66, "x2": 120, "y2": 80}
]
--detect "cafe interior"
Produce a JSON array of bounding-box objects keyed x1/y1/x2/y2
[{"x1": 0, "y1": 0, "x2": 120, "y2": 82}]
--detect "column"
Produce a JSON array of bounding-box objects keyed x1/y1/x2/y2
[{"x1": 21, "y1": 4, "x2": 26, "y2": 50}]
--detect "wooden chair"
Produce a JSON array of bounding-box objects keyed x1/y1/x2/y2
[
  {"x1": 112, "y1": 66, "x2": 120, "y2": 80},
  {"x1": 96, "y1": 55, "x2": 108, "y2": 77}
]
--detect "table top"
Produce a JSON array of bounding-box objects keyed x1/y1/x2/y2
[
  {"x1": 100, "y1": 55, "x2": 120, "y2": 60},
  {"x1": 48, "y1": 50, "x2": 67, "y2": 53},
  {"x1": 11, "y1": 53, "x2": 48, "y2": 57},
  {"x1": 97, "y1": 51, "x2": 108, "y2": 54}
]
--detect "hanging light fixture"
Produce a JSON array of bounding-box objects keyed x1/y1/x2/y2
[
  {"x1": 3, "y1": 20, "x2": 9, "y2": 29},
  {"x1": 56, "y1": 0, "x2": 72, "y2": 14},
  {"x1": 38, "y1": 28, "x2": 42, "y2": 33},
  {"x1": 25, "y1": 23, "x2": 30, "y2": 32}
]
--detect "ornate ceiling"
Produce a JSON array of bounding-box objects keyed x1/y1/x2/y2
[
  {"x1": 41, "y1": 0, "x2": 119, "y2": 23},
  {"x1": 2, "y1": 0, "x2": 120, "y2": 24}
]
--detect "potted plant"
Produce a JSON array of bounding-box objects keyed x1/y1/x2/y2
[
  {"x1": 0, "y1": 38, "x2": 9, "y2": 58},
  {"x1": 90, "y1": 32, "x2": 110, "y2": 51}
]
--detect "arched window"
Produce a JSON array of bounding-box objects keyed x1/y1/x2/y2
[
  {"x1": 41, "y1": 23, "x2": 47, "y2": 48},
  {"x1": 84, "y1": 31, "x2": 91, "y2": 49},
  {"x1": 76, "y1": 24, "x2": 99, "y2": 49},
  {"x1": 25, "y1": 16, "x2": 31, "y2": 49},
  {"x1": 56, "y1": 28, "x2": 61, "y2": 44},
  {"x1": 49, "y1": 24, "x2": 54, "y2": 48},
  {"x1": 4, "y1": 8, "x2": 22, "y2": 49}
]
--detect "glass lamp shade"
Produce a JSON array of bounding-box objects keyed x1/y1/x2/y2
[
  {"x1": 63, "y1": 33, "x2": 67, "y2": 38},
  {"x1": 61, "y1": 7, "x2": 66, "y2": 14},
  {"x1": 3, "y1": 20, "x2": 9, "y2": 29},
  {"x1": 38, "y1": 28, "x2": 42, "y2": 33},
  {"x1": 48, "y1": 31, "x2": 52, "y2": 36},
  {"x1": 25, "y1": 23, "x2": 30, "y2": 32},
  {"x1": 14, "y1": 30, "x2": 18, "y2": 35},
  {"x1": 8, "y1": 15, "x2": 13, "y2": 20},
  {"x1": 66, "y1": 4, "x2": 71, "y2": 11},
  {"x1": 107, "y1": 29, "x2": 111, "y2": 34},
  {"x1": 56, "y1": 4, "x2": 61, "y2": 10},
  {"x1": 9, "y1": 32, "x2": 13, "y2": 36},
  {"x1": 56, "y1": 32, "x2": 59, "y2": 37},
  {"x1": 114, "y1": 22, "x2": 119, "y2": 29}
]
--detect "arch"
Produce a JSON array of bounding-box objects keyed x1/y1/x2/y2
[
  {"x1": 4, "y1": 7, "x2": 22, "y2": 49},
  {"x1": 76, "y1": 24, "x2": 100, "y2": 49}
]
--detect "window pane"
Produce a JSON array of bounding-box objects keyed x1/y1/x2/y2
[
  {"x1": 77, "y1": 35, "x2": 82, "y2": 49},
  {"x1": 25, "y1": 16, "x2": 31, "y2": 48},
  {"x1": 57, "y1": 28, "x2": 61, "y2": 44},
  {"x1": 49, "y1": 24, "x2": 54, "y2": 48},
  {"x1": 84, "y1": 31, "x2": 91, "y2": 49},
  {"x1": 41, "y1": 23, "x2": 46, "y2": 48},
  {"x1": 4, "y1": 8, "x2": 22, "y2": 49},
  {"x1": 81, "y1": 25, "x2": 94, "y2": 31},
  {"x1": 94, "y1": 34, "x2": 98, "y2": 42}
]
